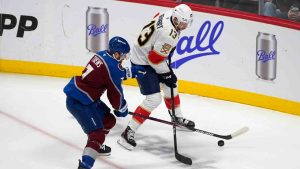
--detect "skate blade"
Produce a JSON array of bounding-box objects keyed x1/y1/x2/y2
[
  {"x1": 117, "y1": 138, "x2": 134, "y2": 151},
  {"x1": 97, "y1": 152, "x2": 111, "y2": 156}
]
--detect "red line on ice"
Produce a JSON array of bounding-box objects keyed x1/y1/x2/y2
[{"x1": 0, "y1": 110, "x2": 124, "y2": 169}]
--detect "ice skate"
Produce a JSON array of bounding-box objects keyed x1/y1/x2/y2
[
  {"x1": 169, "y1": 111, "x2": 195, "y2": 130},
  {"x1": 78, "y1": 160, "x2": 91, "y2": 169},
  {"x1": 174, "y1": 116, "x2": 195, "y2": 129},
  {"x1": 117, "y1": 126, "x2": 137, "y2": 151},
  {"x1": 97, "y1": 144, "x2": 111, "y2": 156}
]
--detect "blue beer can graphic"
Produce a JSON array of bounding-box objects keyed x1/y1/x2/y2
[
  {"x1": 86, "y1": 7, "x2": 109, "y2": 52},
  {"x1": 256, "y1": 32, "x2": 277, "y2": 80}
]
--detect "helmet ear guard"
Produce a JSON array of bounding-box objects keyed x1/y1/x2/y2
[{"x1": 172, "y1": 4, "x2": 193, "y2": 27}]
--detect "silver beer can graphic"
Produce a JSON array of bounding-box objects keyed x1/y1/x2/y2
[
  {"x1": 256, "y1": 32, "x2": 277, "y2": 80},
  {"x1": 86, "y1": 7, "x2": 109, "y2": 52}
]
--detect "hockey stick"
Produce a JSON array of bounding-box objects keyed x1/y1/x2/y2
[
  {"x1": 169, "y1": 84, "x2": 192, "y2": 165},
  {"x1": 165, "y1": 49, "x2": 192, "y2": 165},
  {"x1": 129, "y1": 112, "x2": 249, "y2": 140}
]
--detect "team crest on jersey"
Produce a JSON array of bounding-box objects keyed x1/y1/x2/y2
[
  {"x1": 118, "y1": 63, "x2": 124, "y2": 71},
  {"x1": 160, "y1": 43, "x2": 172, "y2": 54}
]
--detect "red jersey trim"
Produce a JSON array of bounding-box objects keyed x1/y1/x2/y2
[
  {"x1": 148, "y1": 50, "x2": 167, "y2": 64},
  {"x1": 153, "y1": 12, "x2": 160, "y2": 18}
]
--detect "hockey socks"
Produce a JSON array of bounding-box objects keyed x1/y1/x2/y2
[{"x1": 80, "y1": 155, "x2": 94, "y2": 169}]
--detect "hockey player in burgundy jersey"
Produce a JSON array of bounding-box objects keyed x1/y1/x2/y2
[
  {"x1": 118, "y1": 4, "x2": 195, "y2": 151},
  {"x1": 64, "y1": 36, "x2": 133, "y2": 169}
]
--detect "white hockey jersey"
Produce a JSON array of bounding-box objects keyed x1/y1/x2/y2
[{"x1": 130, "y1": 10, "x2": 180, "y2": 74}]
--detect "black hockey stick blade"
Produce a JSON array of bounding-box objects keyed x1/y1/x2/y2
[
  {"x1": 175, "y1": 152, "x2": 192, "y2": 165},
  {"x1": 171, "y1": 118, "x2": 193, "y2": 165}
]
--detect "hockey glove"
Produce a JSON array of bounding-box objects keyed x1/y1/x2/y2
[
  {"x1": 159, "y1": 71, "x2": 177, "y2": 88},
  {"x1": 113, "y1": 100, "x2": 128, "y2": 117},
  {"x1": 124, "y1": 66, "x2": 146, "y2": 79}
]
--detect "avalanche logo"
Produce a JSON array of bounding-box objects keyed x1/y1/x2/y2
[
  {"x1": 171, "y1": 20, "x2": 224, "y2": 69},
  {"x1": 118, "y1": 63, "x2": 124, "y2": 71},
  {"x1": 87, "y1": 24, "x2": 108, "y2": 36},
  {"x1": 257, "y1": 50, "x2": 276, "y2": 63}
]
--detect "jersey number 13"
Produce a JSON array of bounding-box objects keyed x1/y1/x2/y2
[{"x1": 137, "y1": 20, "x2": 155, "y2": 46}]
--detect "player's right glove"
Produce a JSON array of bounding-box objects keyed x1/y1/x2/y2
[
  {"x1": 113, "y1": 100, "x2": 128, "y2": 117},
  {"x1": 158, "y1": 71, "x2": 177, "y2": 88}
]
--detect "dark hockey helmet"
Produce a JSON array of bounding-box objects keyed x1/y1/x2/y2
[{"x1": 108, "y1": 36, "x2": 130, "y2": 59}]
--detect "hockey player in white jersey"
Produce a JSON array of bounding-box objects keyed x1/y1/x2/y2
[{"x1": 118, "y1": 4, "x2": 195, "y2": 150}]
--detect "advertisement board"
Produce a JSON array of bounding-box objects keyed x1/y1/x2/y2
[{"x1": 1, "y1": 0, "x2": 299, "y2": 115}]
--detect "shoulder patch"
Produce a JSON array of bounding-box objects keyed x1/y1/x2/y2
[
  {"x1": 118, "y1": 63, "x2": 124, "y2": 71},
  {"x1": 160, "y1": 43, "x2": 172, "y2": 54}
]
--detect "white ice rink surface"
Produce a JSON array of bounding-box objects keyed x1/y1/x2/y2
[{"x1": 1, "y1": 72, "x2": 300, "y2": 169}]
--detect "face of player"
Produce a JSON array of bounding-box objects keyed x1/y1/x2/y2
[
  {"x1": 173, "y1": 17, "x2": 188, "y2": 31},
  {"x1": 119, "y1": 53, "x2": 128, "y2": 62},
  {"x1": 114, "y1": 52, "x2": 127, "y2": 62},
  {"x1": 177, "y1": 22, "x2": 188, "y2": 31}
]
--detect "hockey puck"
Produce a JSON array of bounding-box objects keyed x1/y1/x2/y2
[{"x1": 218, "y1": 140, "x2": 224, "y2": 147}]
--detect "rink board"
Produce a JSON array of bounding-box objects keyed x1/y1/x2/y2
[
  {"x1": 1, "y1": 0, "x2": 299, "y2": 115},
  {"x1": 1, "y1": 59, "x2": 299, "y2": 116}
]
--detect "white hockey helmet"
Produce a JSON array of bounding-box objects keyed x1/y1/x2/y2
[{"x1": 172, "y1": 4, "x2": 193, "y2": 28}]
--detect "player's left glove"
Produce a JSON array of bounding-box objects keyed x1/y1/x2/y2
[
  {"x1": 113, "y1": 100, "x2": 128, "y2": 117},
  {"x1": 159, "y1": 71, "x2": 177, "y2": 88},
  {"x1": 124, "y1": 66, "x2": 146, "y2": 79}
]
